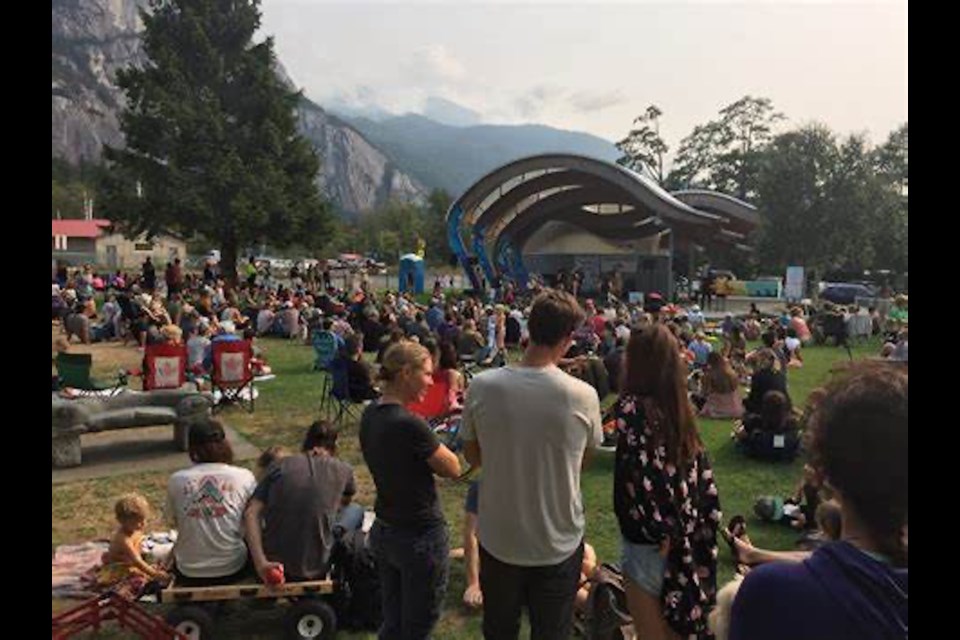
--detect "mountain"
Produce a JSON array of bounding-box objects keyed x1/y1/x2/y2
[
  {"x1": 341, "y1": 113, "x2": 621, "y2": 196},
  {"x1": 421, "y1": 96, "x2": 483, "y2": 127},
  {"x1": 296, "y1": 100, "x2": 423, "y2": 215},
  {"x1": 51, "y1": 0, "x2": 425, "y2": 215}
]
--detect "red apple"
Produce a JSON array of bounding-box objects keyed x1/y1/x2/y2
[{"x1": 264, "y1": 565, "x2": 285, "y2": 585}]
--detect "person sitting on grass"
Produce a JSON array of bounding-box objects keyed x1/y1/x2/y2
[
  {"x1": 783, "y1": 327, "x2": 804, "y2": 367},
  {"x1": 699, "y1": 351, "x2": 745, "y2": 419},
  {"x1": 733, "y1": 390, "x2": 801, "y2": 461},
  {"x1": 788, "y1": 307, "x2": 812, "y2": 344},
  {"x1": 710, "y1": 502, "x2": 844, "y2": 640},
  {"x1": 456, "y1": 318, "x2": 485, "y2": 360},
  {"x1": 723, "y1": 325, "x2": 748, "y2": 372},
  {"x1": 728, "y1": 361, "x2": 908, "y2": 639},
  {"x1": 87, "y1": 493, "x2": 170, "y2": 600},
  {"x1": 743, "y1": 347, "x2": 789, "y2": 416},
  {"x1": 689, "y1": 330, "x2": 713, "y2": 369}
]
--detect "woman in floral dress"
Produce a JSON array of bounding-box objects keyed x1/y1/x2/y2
[{"x1": 614, "y1": 324, "x2": 722, "y2": 639}]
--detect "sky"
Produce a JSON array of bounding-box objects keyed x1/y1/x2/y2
[{"x1": 258, "y1": 0, "x2": 907, "y2": 149}]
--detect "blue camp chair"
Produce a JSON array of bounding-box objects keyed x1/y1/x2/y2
[
  {"x1": 313, "y1": 329, "x2": 340, "y2": 415},
  {"x1": 323, "y1": 357, "x2": 363, "y2": 427}
]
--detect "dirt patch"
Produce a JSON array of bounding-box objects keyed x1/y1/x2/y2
[{"x1": 53, "y1": 324, "x2": 146, "y2": 385}]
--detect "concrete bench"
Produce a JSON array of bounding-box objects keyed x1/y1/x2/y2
[{"x1": 52, "y1": 388, "x2": 214, "y2": 468}]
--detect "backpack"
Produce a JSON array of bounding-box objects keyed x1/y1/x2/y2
[
  {"x1": 330, "y1": 529, "x2": 382, "y2": 631},
  {"x1": 575, "y1": 563, "x2": 634, "y2": 640}
]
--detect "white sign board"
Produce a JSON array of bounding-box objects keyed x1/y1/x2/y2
[{"x1": 784, "y1": 266, "x2": 805, "y2": 302}]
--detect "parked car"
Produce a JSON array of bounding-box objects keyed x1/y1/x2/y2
[{"x1": 819, "y1": 283, "x2": 876, "y2": 305}]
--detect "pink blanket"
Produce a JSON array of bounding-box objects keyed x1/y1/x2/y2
[{"x1": 52, "y1": 541, "x2": 108, "y2": 599}]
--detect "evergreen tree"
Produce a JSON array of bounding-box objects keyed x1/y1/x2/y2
[{"x1": 98, "y1": 0, "x2": 331, "y2": 285}]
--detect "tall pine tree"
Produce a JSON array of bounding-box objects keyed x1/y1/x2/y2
[{"x1": 99, "y1": 0, "x2": 331, "y2": 286}]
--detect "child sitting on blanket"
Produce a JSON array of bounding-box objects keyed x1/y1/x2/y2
[{"x1": 87, "y1": 494, "x2": 170, "y2": 599}]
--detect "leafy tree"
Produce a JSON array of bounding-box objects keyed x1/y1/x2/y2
[
  {"x1": 98, "y1": 0, "x2": 331, "y2": 286},
  {"x1": 422, "y1": 189, "x2": 453, "y2": 264},
  {"x1": 715, "y1": 96, "x2": 785, "y2": 200},
  {"x1": 873, "y1": 122, "x2": 908, "y2": 194},
  {"x1": 754, "y1": 124, "x2": 838, "y2": 272},
  {"x1": 754, "y1": 123, "x2": 908, "y2": 277},
  {"x1": 616, "y1": 105, "x2": 669, "y2": 183},
  {"x1": 52, "y1": 158, "x2": 104, "y2": 219},
  {"x1": 667, "y1": 96, "x2": 784, "y2": 200},
  {"x1": 665, "y1": 122, "x2": 725, "y2": 191}
]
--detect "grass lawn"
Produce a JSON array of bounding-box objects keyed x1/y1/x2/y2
[{"x1": 53, "y1": 334, "x2": 882, "y2": 638}]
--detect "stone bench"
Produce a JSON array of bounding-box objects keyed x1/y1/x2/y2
[{"x1": 52, "y1": 388, "x2": 214, "y2": 468}]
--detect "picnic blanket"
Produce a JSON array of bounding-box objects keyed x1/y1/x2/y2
[
  {"x1": 52, "y1": 541, "x2": 108, "y2": 599},
  {"x1": 52, "y1": 532, "x2": 177, "y2": 600}
]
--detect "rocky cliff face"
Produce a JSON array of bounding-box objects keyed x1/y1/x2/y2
[
  {"x1": 298, "y1": 100, "x2": 424, "y2": 215},
  {"x1": 51, "y1": 0, "x2": 425, "y2": 214},
  {"x1": 52, "y1": 0, "x2": 145, "y2": 164}
]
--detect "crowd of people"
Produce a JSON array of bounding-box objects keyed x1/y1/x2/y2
[{"x1": 53, "y1": 257, "x2": 907, "y2": 639}]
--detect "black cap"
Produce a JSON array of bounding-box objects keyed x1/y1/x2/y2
[{"x1": 188, "y1": 419, "x2": 226, "y2": 446}]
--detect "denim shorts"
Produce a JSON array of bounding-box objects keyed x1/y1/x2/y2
[{"x1": 620, "y1": 538, "x2": 666, "y2": 597}]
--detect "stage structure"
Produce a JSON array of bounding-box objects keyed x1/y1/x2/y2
[{"x1": 446, "y1": 154, "x2": 760, "y2": 297}]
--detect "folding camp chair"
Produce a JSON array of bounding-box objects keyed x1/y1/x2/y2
[
  {"x1": 139, "y1": 342, "x2": 190, "y2": 391},
  {"x1": 211, "y1": 339, "x2": 256, "y2": 412},
  {"x1": 55, "y1": 352, "x2": 127, "y2": 398},
  {"x1": 312, "y1": 329, "x2": 340, "y2": 371},
  {"x1": 323, "y1": 357, "x2": 364, "y2": 427},
  {"x1": 312, "y1": 329, "x2": 339, "y2": 414}
]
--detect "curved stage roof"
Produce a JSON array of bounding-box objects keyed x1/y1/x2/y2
[{"x1": 446, "y1": 153, "x2": 759, "y2": 291}]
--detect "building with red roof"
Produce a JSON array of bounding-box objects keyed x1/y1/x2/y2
[{"x1": 52, "y1": 218, "x2": 186, "y2": 269}]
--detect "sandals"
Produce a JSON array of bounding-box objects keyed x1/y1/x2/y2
[{"x1": 721, "y1": 515, "x2": 751, "y2": 575}]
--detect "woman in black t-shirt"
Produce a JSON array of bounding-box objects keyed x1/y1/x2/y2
[{"x1": 359, "y1": 341, "x2": 461, "y2": 639}]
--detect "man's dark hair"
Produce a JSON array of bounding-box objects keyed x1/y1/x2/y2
[
  {"x1": 761, "y1": 330, "x2": 776, "y2": 348},
  {"x1": 302, "y1": 420, "x2": 339, "y2": 453},
  {"x1": 527, "y1": 289, "x2": 585, "y2": 347},
  {"x1": 188, "y1": 417, "x2": 234, "y2": 464}
]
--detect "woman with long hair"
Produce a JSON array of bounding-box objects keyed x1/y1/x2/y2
[
  {"x1": 360, "y1": 341, "x2": 461, "y2": 639},
  {"x1": 729, "y1": 362, "x2": 907, "y2": 638},
  {"x1": 699, "y1": 351, "x2": 744, "y2": 419},
  {"x1": 614, "y1": 324, "x2": 721, "y2": 639}
]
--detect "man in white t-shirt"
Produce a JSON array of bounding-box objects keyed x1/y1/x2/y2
[
  {"x1": 166, "y1": 418, "x2": 256, "y2": 583},
  {"x1": 462, "y1": 289, "x2": 603, "y2": 640}
]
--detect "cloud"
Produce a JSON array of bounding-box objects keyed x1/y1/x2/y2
[
  {"x1": 406, "y1": 44, "x2": 466, "y2": 82},
  {"x1": 513, "y1": 84, "x2": 566, "y2": 119},
  {"x1": 569, "y1": 89, "x2": 628, "y2": 113}
]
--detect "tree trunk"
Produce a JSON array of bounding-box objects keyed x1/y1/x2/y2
[{"x1": 221, "y1": 238, "x2": 239, "y2": 291}]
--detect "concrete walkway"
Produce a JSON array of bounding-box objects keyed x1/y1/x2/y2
[{"x1": 52, "y1": 423, "x2": 260, "y2": 485}]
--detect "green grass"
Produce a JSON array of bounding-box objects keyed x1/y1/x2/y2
[{"x1": 53, "y1": 336, "x2": 882, "y2": 638}]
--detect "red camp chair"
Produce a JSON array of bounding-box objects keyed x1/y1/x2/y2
[
  {"x1": 142, "y1": 342, "x2": 188, "y2": 391},
  {"x1": 212, "y1": 339, "x2": 256, "y2": 412}
]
